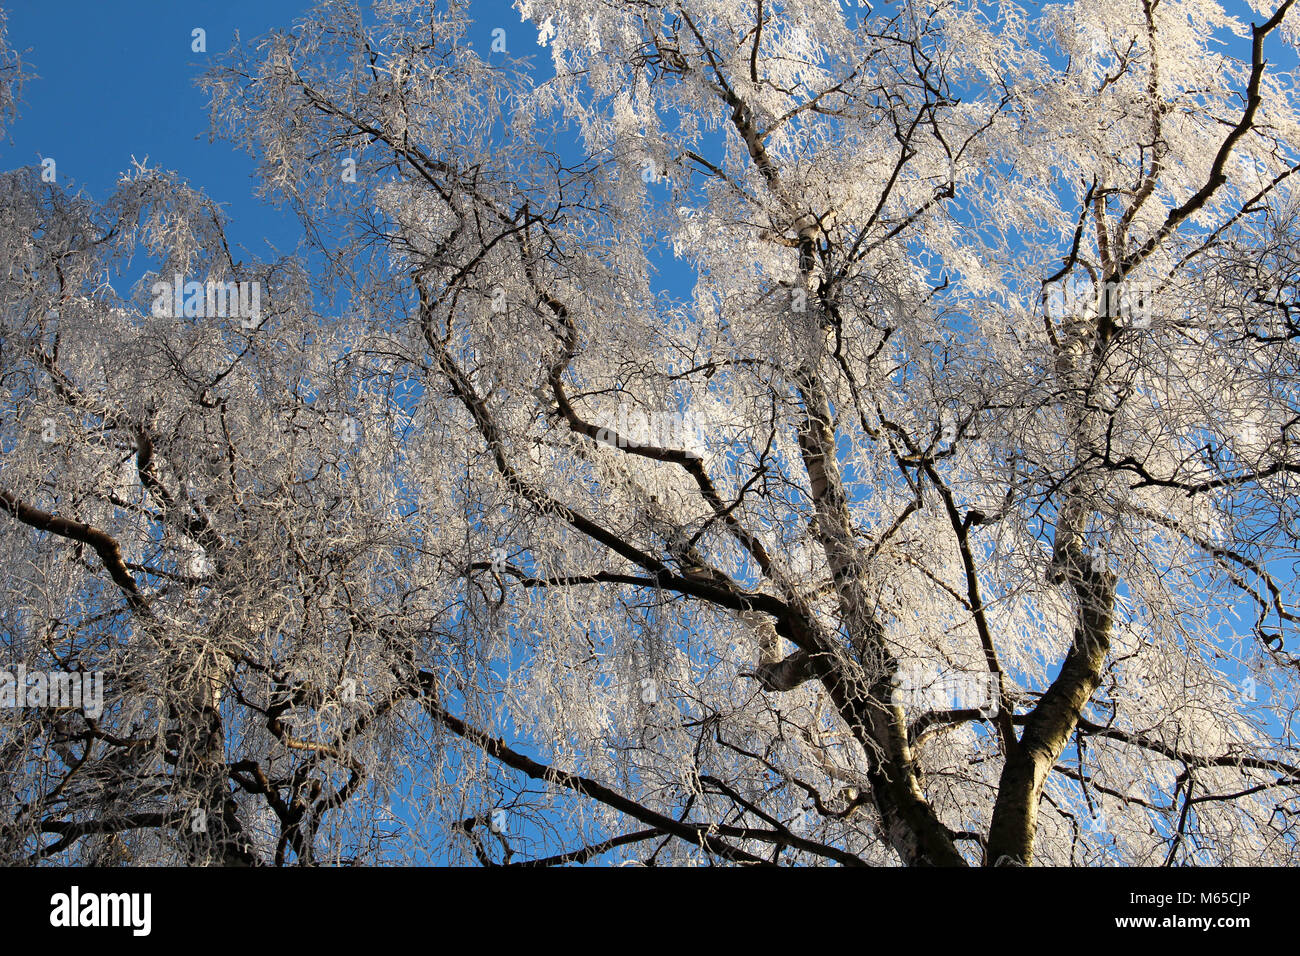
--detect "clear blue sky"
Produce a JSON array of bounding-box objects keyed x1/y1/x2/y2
[{"x1": 2, "y1": 0, "x2": 536, "y2": 260}]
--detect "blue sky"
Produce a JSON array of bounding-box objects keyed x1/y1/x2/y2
[{"x1": 2, "y1": 0, "x2": 538, "y2": 258}]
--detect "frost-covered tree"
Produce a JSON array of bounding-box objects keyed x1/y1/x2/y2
[{"x1": 3, "y1": 0, "x2": 1300, "y2": 865}]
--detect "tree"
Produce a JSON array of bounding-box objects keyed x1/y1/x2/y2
[{"x1": 2, "y1": 0, "x2": 1299, "y2": 866}]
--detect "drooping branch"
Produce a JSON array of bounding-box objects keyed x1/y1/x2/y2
[{"x1": 1121, "y1": 0, "x2": 1299, "y2": 275}]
